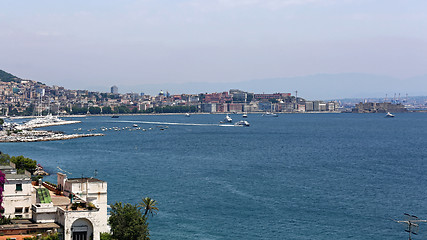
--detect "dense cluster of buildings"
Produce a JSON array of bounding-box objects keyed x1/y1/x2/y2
[
  {"x1": 352, "y1": 102, "x2": 408, "y2": 113},
  {"x1": 0, "y1": 78, "x2": 341, "y2": 115},
  {"x1": 0, "y1": 162, "x2": 108, "y2": 240}
]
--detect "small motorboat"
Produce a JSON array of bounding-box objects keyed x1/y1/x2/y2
[
  {"x1": 185, "y1": 113, "x2": 191, "y2": 117},
  {"x1": 111, "y1": 115, "x2": 119, "y2": 118},
  {"x1": 262, "y1": 112, "x2": 278, "y2": 117},
  {"x1": 242, "y1": 113, "x2": 248, "y2": 118},
  {"x1": 235, "y1": 120, "x2": 250, "y2": 127},
  {"x1": 385, "y1": 112, "x2": 395, "y2": 118},
  {"x1": 224, "y1": 114, "x2": 233, "y2": 123}
]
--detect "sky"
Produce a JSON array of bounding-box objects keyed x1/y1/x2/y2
[{"x1": 1, "y1": 0, "x2": 427, "y2": 97}]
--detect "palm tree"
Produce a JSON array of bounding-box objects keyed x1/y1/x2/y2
[{"x1": 140, "y1": 197, "x2": 159, "y2": 217}]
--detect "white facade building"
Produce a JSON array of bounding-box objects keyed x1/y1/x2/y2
[
  {"x1": 2, "y1": 172, "x2": 35, "y2": 219},
  {"x1": 1, "y1": 164, "x2": 109, "y2": 240}
]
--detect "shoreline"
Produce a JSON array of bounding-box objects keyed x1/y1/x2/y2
[{"x1": 3, "y1": 110, "x2": 425, "y2": 120}]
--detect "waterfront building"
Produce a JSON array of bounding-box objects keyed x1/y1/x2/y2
[
  {"x1": 228, "y1": 103, "x2": 243, "y2": 112},
  {"x1": 258, "y1": 101, "x2": 272, "y2": 112},
  {"x1": 313, "y1": 101, "x2": 327, "y2": 111},
  {"x1": 201, "y1": 103, "x2": 216, "y2": 113},
  {"x1": 305, "y1": 101, "x2": 314, "y2": 111},
  {"x1": 352, "y1": 102, "x2": 408, "y2": 113}
]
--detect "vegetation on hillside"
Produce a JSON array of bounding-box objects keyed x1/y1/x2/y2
[{"x1": 0, "y1": 69, "x2": 21, "y2": 82}]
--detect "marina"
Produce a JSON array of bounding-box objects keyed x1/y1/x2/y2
[{"x1": 0, "y1": 115, "x2": 95, "y2": 142}]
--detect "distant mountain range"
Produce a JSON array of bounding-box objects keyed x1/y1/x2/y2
[
  {"x1": 117, "y1": 73, "x2": 427, "y2": 100},
  {"x1": 2, "y1": 68, "x2": 427, "y2": 100}
]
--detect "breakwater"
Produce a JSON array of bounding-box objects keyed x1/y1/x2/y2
[{"x1": 0, "y1": 133, "x2": 103, "y2": 142}]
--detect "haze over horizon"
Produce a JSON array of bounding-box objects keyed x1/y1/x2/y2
[{"x1": 1, "y1": 0, "x2": 427, "y2": 98}]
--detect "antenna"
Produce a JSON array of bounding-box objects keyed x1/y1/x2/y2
[{"x1": 395, "y1": 213, "x2": 427, "y2": 240}]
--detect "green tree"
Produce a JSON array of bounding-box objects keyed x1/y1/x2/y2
[
  {"x1": 109, "y1": 202, "x2": 150, "y2": 240},
  {"x1": 89, "y1": 107, "x2": 102, "y2": 114},
  {"x1": 100, "y1": 232, "x2": 113, "y2": 240},
  {"x1": 102, "y1": 106, "x2": 113, "y2": 114},
  {"x1": 10, "y1": 155, "x2": 37, "y2": 173},
  {"x1": 140, "y1": 197, "x2": 159, "y2": 218},
  {"x1": 0, "y1": 118, "x2": 3, "y2": 125},
  {"x1": 0, "y1": 153, "x2": 10, "y2": 165}
]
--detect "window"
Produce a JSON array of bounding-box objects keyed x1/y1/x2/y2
[
  {"x1": 15, "y1": 207, "x2": 23, "y2": 213},
  {"x1": 16, "y1": 184, "x2": 22, "y2": 191},
  {"x1": 25, "y1": 207, "x2": 29, "y2": 213}
]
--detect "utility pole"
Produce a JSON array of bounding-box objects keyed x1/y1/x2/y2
[{"x1": 395, "y1": 213, "x2": 427, "y2": 240}]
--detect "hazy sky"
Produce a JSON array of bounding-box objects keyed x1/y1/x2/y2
[{"x1": 1, "y1": 0, "x2": 427, "y2": 94}]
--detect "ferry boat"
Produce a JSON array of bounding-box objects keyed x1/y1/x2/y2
[
  {"x1": 235, "y1": 120, "x2": 250, "y2": 127},
  {"x1": 385, "y1": 112, "x2": 395, "y2": 118}
]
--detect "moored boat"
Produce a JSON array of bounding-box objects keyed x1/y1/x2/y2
[
  {"x1": 235, "y1": 120, "x2": 250, "y2": 127},
  {"x1": 224, "y1": 114, "x2": 233, "y2": 122}
]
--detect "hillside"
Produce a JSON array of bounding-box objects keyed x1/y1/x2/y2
[{"x1": 0, "y1": 69, "x2": 21, "y2": 82}]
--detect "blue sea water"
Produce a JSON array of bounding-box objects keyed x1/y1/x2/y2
[{"x1": 1, "y1": 113, "x2": 427, "y2": 239}]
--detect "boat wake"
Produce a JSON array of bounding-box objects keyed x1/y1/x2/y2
[{"x1": 113, "y1": 120, "x2": 235, "y2": 127}]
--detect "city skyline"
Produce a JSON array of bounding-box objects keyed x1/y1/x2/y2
[{"x1": 1, "y1": 0, "x2": 427, "y2": 98}]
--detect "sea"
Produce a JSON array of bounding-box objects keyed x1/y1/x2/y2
[{"x1": 1, "y1": 113, "x2": 427, "y2": 239}]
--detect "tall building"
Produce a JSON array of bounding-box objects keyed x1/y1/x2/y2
[{"x1": 110, "y1": 85, "x2": 118, "y2": 94}]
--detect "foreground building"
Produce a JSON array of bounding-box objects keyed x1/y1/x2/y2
[{"x1": 1, "y1": 164, "x2": 109, "y2": 240}]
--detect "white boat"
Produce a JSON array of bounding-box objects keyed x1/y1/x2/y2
[
  {"x1": 262, "y1": 112, "x2": 278, "y2": 117},
  {"x1": 133, "y1": 124, "x2": 138, "y2": 127},
  {"x1": 242, "y1": 113, "x2": 248, "y2": 118},
  {"x1": 185, "y1": 113, "x2": 191, "y2": 117},
  {"x1": 235, "y1": 120, "x2": 250, "y2": 127},
  {"x1": 385, "y1": 112, "x2": 395, "y2": 118},
  {"x1": 224, "y1": 114, "x2": 233, "y2": 122}
]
